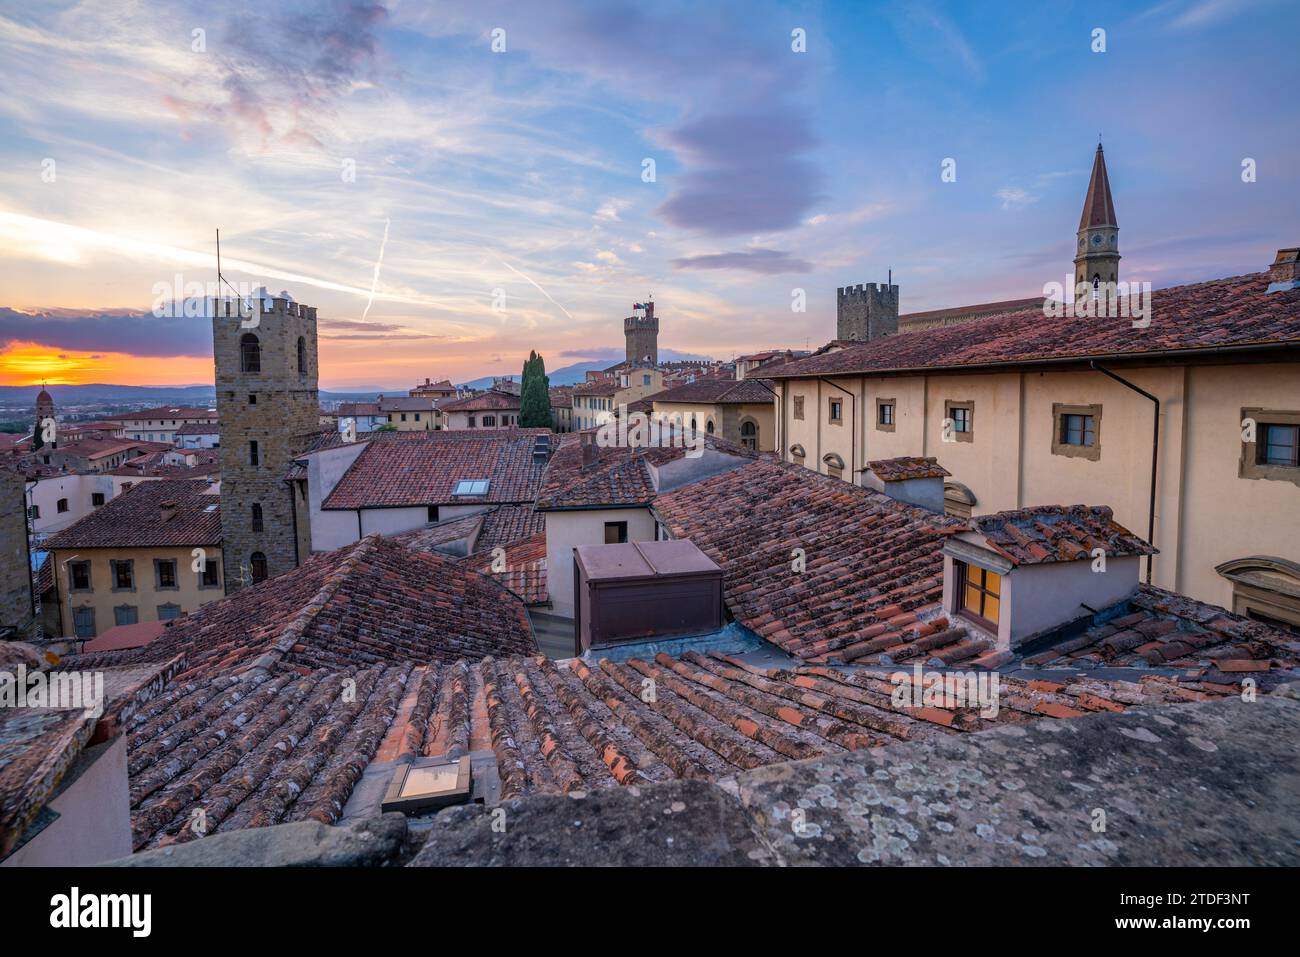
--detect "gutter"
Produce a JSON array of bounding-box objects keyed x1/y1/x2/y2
[
  {"x1": 1091, "y1": 362, "x2": 1159, "y2": 585},
  {"x1": 819, "y1": 377, "x2": 856, "y2": 479}
]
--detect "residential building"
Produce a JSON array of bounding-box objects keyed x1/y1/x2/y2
[
  {"x1": 650, "y1": 377, "x2": 776, "y2": 451},
  {"x1": 212, "y1": 290, "x2": 319, "y2": 590},
  {"x1": 336, "y1": 401, "x2": 387, "y2": 434},
  {"x1": 175, "y1": 420, "x2": 220, "y2": 448},
  {"x1": 299, "y1": 428, "x2": 549, "y2": 551},
  {"x1": 761, "y1": 251, "x2": 1300, "y2": 617},
  {"x1": 439, "y1": 390, "x2": 522, "y2": 429},
  {"x1": 102, "y1": 406, "x2": 217, "y2": 443},
  {"x1": 735, "y1": 349, "x2": 810, "y2": 379},
  {"x1": 38, "y1": 437, "x2": 171, "y2": 473},
  {"x1": 46, "y1": 478, "x2": 223, "y2": 639},
  {"x1": 571, "y1": 379, "x2": 617, "y2": 431},
  {"x1": 549, "y1": 385, "x2": 574, "y2": 432},
  {"x1": 378, "y1": 394, "x2": 439, "y2": 431},
  {"x1": 409, "y1": 377, "x2": 459, "y2": 400}
]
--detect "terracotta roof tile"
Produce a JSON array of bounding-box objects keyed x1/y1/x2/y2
[
  {"x1": 757, "y1": 273, "x2": 1300, "y2": 379},
  {"x1": 322, "y1": 430, "x2": 547, "y2": 509},
  {"x1": 964, "y1": 504, "x2": 1155, "y2": 566},
  {"x1": 866, "y1": 456, "x2": 951, "y2": 482},
  {"x1": 46, "y1": 479, "x2": 221, "y2": 550}
]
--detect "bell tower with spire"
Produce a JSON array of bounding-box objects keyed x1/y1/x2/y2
[{"x1": 1075, "y1": 143, "x2": 1120, "y2": 290}]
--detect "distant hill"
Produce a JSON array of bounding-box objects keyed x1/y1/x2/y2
[{"x1": 0, "y1": 383, "x2": 388, "y2": 410}]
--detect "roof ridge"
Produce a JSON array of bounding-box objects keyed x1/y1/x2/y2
[{"x1": 243, "y1": 535, "x2": 382, "y2": 674}]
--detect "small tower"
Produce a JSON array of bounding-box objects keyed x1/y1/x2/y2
[
  {"x1": 836, "y1": 281, "x2": 899, "y2": 342},
  {"x1": 211, "y1": 289, "x2": 319, "y2": 592},
  {"x1": 625, "y1": 300, "x2": 659, "y2": 367},
  {"x1": 1074, "y1": 144, "x2": 1120, "y2": 290}
]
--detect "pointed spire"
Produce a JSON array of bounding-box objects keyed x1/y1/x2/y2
[{"x1": 1079, "y1": 143, "x2": 1117, "y2": 230}]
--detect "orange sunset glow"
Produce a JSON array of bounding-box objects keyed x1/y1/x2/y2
[{"x1": 0, "y1": 342, "x2": 213, "y2": 387}]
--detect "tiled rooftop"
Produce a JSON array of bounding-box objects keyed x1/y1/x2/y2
[
  {"x1": 322, "y1": 429, "x2": 548, "y2": 509},
  {"x1": 103, "y1": 407, "x2": 216, "y2": 421},
  {"x1": 468, "y1": 532, "x2": 548, "y2": 605},
  {"x1": 46, "y1": 478, "x2": 221, "y2": 550},
  {"x1": 963, "y1": 504, "x2": 1156, "y2": 566},
  {"x1": 1023, "y1": 585, "x2": 1300, "y2": 682},
  {"x1": 866, "y1": 456, "x2": 951, "y2": 482},
  {"x1": 650, "y1": 377, "x2": 776, "y2": 404},
  {"x1": 653, "y1": 459, "x2": 962, "y2": 662},
  {"x1": 439, "y1": 391, "x2": 520, "y2": 412},
  {"x1": 175, "y1": 421, "x2": 219, "y2": 435},
  {"x1": 70, "y1": 535, "x2": 536, "y2": 680},
  {"x1": 758, "y1": 272, "x2": 1300, "y2": 379}
]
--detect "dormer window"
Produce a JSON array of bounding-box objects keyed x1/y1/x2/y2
[{"x1": 956, "y1": 562, "x2": 1001, "y2": 628}]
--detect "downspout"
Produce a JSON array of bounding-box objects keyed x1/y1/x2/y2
[
  {"x1": 1091, "y1": 362, "x2": 1158, "y2": 584},
  {"x1": 820, "y1": 377, "x2": 856, "y2": 479}
]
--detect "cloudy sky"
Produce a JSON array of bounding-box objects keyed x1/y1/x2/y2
[{"x1": 0, "y1": 0, "x2": 1296, "y2": 388}]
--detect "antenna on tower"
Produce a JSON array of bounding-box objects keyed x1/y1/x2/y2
[{"x1": 215, "y1": 228, "x2": 241, "y2": 301}]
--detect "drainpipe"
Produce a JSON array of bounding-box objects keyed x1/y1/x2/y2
[
  {"x1": 1090, "y1": 362, "x2": 1158, "y2": 585},
  {"x1": 819, "y1": 377, "x2": 856, "y2": 479}
]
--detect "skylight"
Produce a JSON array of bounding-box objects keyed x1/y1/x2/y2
[{"x1": 453, "y1": 479, "x2": 489, "y2": 496}]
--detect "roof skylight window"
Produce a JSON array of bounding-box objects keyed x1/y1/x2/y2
[{"x1": 453, "y1": 479, "x2": 490, "y2": 496}]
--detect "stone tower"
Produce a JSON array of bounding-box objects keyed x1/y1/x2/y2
[
  {"x1": 212, "y1": 290, "x2": 319, "y2": 592},
  {"x1": 33, "y1": 386, "x2": 55, "y2": 449},
  {"x1": 625, "y1": 301, "x2": 659, "y2": 367},
  {"x1": 836, "y1": 282, "x2": 899, "y2": 342},
  {"x1": 1074, "y1": 144, "x2": 1120, "y2": 290}
]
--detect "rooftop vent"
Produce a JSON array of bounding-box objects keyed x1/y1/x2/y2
[
  {"x1": 863, "y1": 456, "x2": 950, "y2": 513},
  {"x1": 573, "y1": 540, "x2": 723, "y2": 654},
  {"x1": 159, "y1": 500, "x2": 178, "y2": 522},
  {"x1": 532, "y1": 434, "x2": 552, "y2": 464}
]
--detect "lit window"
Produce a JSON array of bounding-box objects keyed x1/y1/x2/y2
[{"x1": 958, "y1": 562, "x2": 1001, "y2": 626}]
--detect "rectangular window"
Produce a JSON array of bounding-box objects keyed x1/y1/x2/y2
[
  {"x1": 114, "y1": 605, "x2": 139, "y2": 627},
  {"x1": 155, "y1": 558, "x2": 178, "y2": 590},
  {"x1": 1239, "y1": 408, "x2": 1300, "y2": 486},
  {"x1": 643, "y1": 374, "x2": 651, "y2": 386},
  {"x1": 793, "y1": 395, "x2": 805, "y2": 420},
  {"x1": 249, "y1": 393, "x2": 257, "y2": 404},
  {"x1": 945, "y1": 400, "x2": 974, "y2": 442},
  {"x1": 201, "y1": 559, "x2": 220, "y2": 588},
  {"x1": 111, "y1": 559, "x2": 134, "y2": 591},
  {"x1": 249, "y1": 440, "x2": 259, "y2": 466},
  {"x1": 73, "y1": 606, "x2": 96, "y2": 639},
  {"x1": 1260, "y1": 424, "x2": 1299, "y2": 467},
  {"x1": 482, "y1": 415, "x2": 496, "y2": 427},
  {"x1": 957, "y1": 562, "x2": 1001, "y2": 627},
  {"x1": 401, "y1": 413, "x2": 408, "y2": 422},
  {"x1": 68, "y1": 561, "x2": 91, "y2": 592},
  {"x1": 91, "y1": 492, "x2": 105, "y2": 507},
  {"x1": 57, "y1": 498, "x2": 69, "y2": 513},
  {"x1": 157, "y1": 604, "x2": 181, "y2": 621},
  {"x1": 828, "y1": 399, "x2": 843, "y2": 424},
  {"x1": 604, "y1": 521, "x2": 628, "y2": 544},
  {"x1": 1052, "y1": 403, "x2": 1102, "y2": 460},
  {"x1": 453, "y1": 479, "x2": 490, "y2": 496},
  {"x1": 29, "y1": 505, "x2": 40, "y2": 519},
  {"x1": 427, "y1": 505, "x2": 440, "y2": 523},
  {"x1": 876, "y1": 397, "x2": 896, "y2": 432}
]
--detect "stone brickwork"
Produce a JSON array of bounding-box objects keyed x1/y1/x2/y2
[
  {"x1": 0, "y1": 467, "x2": 34, "y2": 638},
  {"x1": 836, "y1": 282, "x2": 899, "y2": 342},
  {"x1": 212, "y1": 296, "x2": 319, "y2": 592},
  {"x1": 624, "y1": 301, "x2": 659, "y2": 367}
]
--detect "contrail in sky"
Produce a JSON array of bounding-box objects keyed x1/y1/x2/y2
[
  {"x1": 361, "y1": 217, "x2": 391, "y2": 322},
  {"x1": 493, "y1": 253, "x2": 575, "y2": 321}
]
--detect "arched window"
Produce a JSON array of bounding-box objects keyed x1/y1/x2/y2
[
  {"x1": 249, "y1": 552, "x2": 268, "y2": 584},
  {"x1": 822, "y1": 452, "x2": 846, "y2": 481},
  {"x1": 740, "y1": 419, "x2": 758, "y2": 450},
  {"x1": 297, "y1": 336, "x2": 306, "y2": 375},
  {"x1": 706, "y1": 419, "x2": 715, "y2": 434},
  {"x1": 251, "y1": 503, "x2": 263, "y2": 532},
  {"x1": 690, "y1": 415, "x2": 698, "y2": 432},
  {"x1": 240, "y1": 333, "x2": 261, "y2": 373}
]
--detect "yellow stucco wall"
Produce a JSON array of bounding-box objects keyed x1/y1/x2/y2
[
  {"x1": 775, "y1": 361, "x2": 1300, "y2": 607},
  {"x1": 53, "y1": 544, "x2": 225, "y2": 638}
]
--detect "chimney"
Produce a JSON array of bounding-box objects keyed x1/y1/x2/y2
[
  {"x1": 1266, "y1": 247, "x2": 1300, "y2": 292},
  {"x1": 862, "y1": 457, "x2": 949, "y2": 513},
  {"x1": 580, "y1": 431, "x2": 597, "y2": 468},
  {"x1": 159, "y1": 500, "x2": 178, "y2": 523}
]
